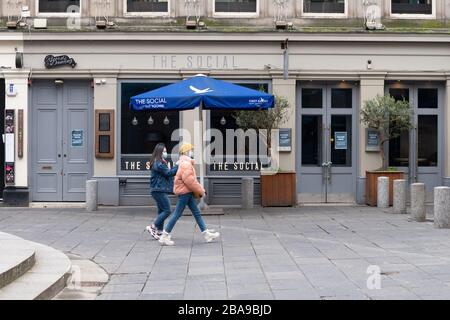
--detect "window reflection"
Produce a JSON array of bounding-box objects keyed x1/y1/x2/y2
[
  {"x1": 389, "y1": 131, "x2": 409, "y2": 167},
  {"x1": 209, "y1": 83, "x2": 268, "y2": 171},
  {"x1": 389, "y1": 88, "x2": 410, "y2": 102},
  {"x1": 331, "y1": 115, "x2": 352, "y2": 167},
  {"x1": 391, "y1": 0, "x2": 433, "y2": 15},
  {"x1": 127, "y1": 0, "x2": 169, "y2": 13},
  {"x1": 39, "y1": 0, "x2": 80, "y2": 13},
  {"x1": 302, "y1": 89, "x2": 323, "y2": 109},
  {"x1": 418, "y1": 115, "x2": 438, "y2": 167},
  {"x1": 121, "y1": 83, "x2": 179, "y2": 155},
  {"x1": 302, "y1": 115, "x2": 322, "y2": 166},
  {"x1": 331, "y1": 89, "x2": 352, "y2": 109},
  {"x1": 303, "y1": 0, "x2": 346, "y2": 14},
  {"x1": 418, "y1": 88, "x2": 438, "y2": 109},
  {"x1": 215, "y1": 0, "x2": 257, "y2": 13}
]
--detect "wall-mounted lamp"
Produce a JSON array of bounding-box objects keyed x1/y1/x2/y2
[
  {"x1": 220, "y1": 116, "x2": 227, "y2": 126},
  {"x1": 132, "y1": 116, "x2": 138, "y2": 126},
  {"x1": 367, "y1": 60, "x2": 373, "y2": 70},
  {"x1": 147, "y1": 116, "x2": 154, "y2": 125}
]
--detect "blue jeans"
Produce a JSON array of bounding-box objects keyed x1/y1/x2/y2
[
  {"x1": 165, "y1": 193, "x2": 206, "y2": 233},
  {"x1": 152, "y1": 191, "x2": 172, "y2": 231}
]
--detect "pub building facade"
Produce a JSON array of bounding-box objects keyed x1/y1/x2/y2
[{"x1": 1, "y1": 0, "x2": 450, "y2": 206}]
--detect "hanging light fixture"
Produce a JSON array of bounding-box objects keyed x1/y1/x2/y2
[
  {"x1": 147, "y1": 115, "x2": 154, "y2": 125},
  {"x1": 132, "y1": 116, "x2": 138, "y2": 126},
  {"x1": 163, "y1": 116, "x2": 170, "y2": 125},
  {"x1": 220, "y1": 116, "x2": 227, "y2": 126}
]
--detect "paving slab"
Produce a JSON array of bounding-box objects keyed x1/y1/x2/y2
[{"x1": 2, "y1": 205, "x2": 450, "y2": 300}]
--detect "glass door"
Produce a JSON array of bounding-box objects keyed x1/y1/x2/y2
[
  {"x1": 387, "y1": 83, "x2": 443, "y2": 201},
  {"x1": 298, "y1": 82, "x2": 357, "y2": 203}
]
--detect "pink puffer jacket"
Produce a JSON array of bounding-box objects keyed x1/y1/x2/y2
[{"x1": 173, "y1": 155, "x2": 205, "y2": 196}]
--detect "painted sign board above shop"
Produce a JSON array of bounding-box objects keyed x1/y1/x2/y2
[
  {"x1": 121, "y1": 156, "x2": 262, "y2": 172},
  {"x1": 148, "y1": 55, "x2": 238, "y2": 70},
  {"x1": 44, "y1": 55, "x2": 77, "y2": 69},
  {"x1": 210, "y1": 161, "x2": 261, "y2": 172},
  {"x1": 121, "y1": 156, "x2": 174, "y2": 172},
  {"x1": 37, "y1": 54, "x2": 238, "y2": 70}
]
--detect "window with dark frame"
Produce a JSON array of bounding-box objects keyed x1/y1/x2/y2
[
  {"x1": 388, "y1": 88, "x2": 410, "y2": 168},
  {"x1": 391, "y1": 0, "x2": 433, "y2": 15},
  {"x1": 215, "y1": 0, "x2": 257, "y2": 13},
  {"x1": 303, "y1": 0, "x2": 346, "y2": 14},
  {"x1": 38, "y1": 0, "x2": 80, "y2": 13},
  {"x1": 209, "y1": 82, "x2": 269, "y2": 172},
  {"x1": 120, "y1": 82, "x2": 180, "y2": 172},
  {"x1": 302, "y1": 88, "x2": 323, "y2": 109},
  {"x1": 126, "y1": 0, "x2": 169, "y2": 13}
]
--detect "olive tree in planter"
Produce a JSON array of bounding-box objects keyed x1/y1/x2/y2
[
  {"x1": 234, "y1": 95, "x2": 293, "y2": 207},
  {"x1": 360, "y1": 94, "x2": 414, "y2": 206}
]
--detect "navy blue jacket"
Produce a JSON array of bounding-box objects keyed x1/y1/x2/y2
[{"x1": 150, "y1": 160, "x2": 178, "y2": 193}]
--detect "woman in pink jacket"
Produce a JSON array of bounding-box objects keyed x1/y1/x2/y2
[{"x1": 159, "y1": 143, "x2": 220, "y2": 246}]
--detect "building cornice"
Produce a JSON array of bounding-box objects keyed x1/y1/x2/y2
[{"x1": 9, "y1": 32, "x2": 450, "y2": 43}]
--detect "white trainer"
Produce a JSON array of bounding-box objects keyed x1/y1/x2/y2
[
  {"x1": 203, "y1": 229, "x2": 220, "y2": 243},
  {"x1": 146, "y1": 224, "x2": 160, "y2": 240},
  {"x1": 158, "y1": 231, "x2": 174, "y2": 246}
]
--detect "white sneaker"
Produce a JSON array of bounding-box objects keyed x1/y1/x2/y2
[
  {"x1": 203, "y1": 229, "x2": 220, "y2": 243},
  {"x1": 145, "y1": 224, "x2": 160, "y2": 240},
  {"x1": 159, "y1": 231, "x2": 175, "y2": 246}
]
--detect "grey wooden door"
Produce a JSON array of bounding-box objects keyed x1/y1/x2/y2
[
  {"x1": 297, "y1": 82, "x2": 357, "y2": 203},
  {"x1": 32, "y1": 80, "x2": 92, "y2": 202}
]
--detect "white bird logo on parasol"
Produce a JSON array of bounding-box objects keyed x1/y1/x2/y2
[{"x1": 190, "y1": 86, "x2": 214, "y2": 94}]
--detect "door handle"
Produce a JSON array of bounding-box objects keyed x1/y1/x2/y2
[
  {"x1": 64, "y1": 154, "x2": 67, "y2": 158},
  {"x1": 58, "y1": 154, "x2": 61, "y2": 158}
]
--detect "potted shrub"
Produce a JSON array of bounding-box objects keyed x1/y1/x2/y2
[
  {"x1": 234, "y1": 95, "x2": 293, "y2": 207},
  {"x1": 360, "y1": 94, "x2": 414, "y2": 206}
]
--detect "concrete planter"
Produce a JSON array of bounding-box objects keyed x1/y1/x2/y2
[{"x1": 366, "y1": 171, "x2": 405, "y2": 207}]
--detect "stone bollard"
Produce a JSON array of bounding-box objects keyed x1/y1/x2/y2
[
  {"x1": 86, "y1": 180, "x2": 98, "y2": 211},
  {"x1": 411, "y1": 183, "x2": 426, "y2": 222},
  {"x1": 241, "y1": 177, "x2": 254, "y2": 209},
  {"x1": 377, "y1": 177, "x2": 389, "y2": 208},
  {"x1": 393, "y1": 179, "x2": 407, "y2": 214},
  {"x1": 434, "y1": 187, "x2": 450, "y2": 229}
]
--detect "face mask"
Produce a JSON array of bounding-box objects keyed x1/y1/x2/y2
[
  {"x1": 162, "y1": 151, "x2": 168, "y2": 159},
  {"x1": 188, "y1": 150, "x2": 194, "y2": 159}
]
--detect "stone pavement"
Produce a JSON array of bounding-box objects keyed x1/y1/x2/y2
[{"x1": 0, "y1": 205, "x2": 450, "y2": 300}]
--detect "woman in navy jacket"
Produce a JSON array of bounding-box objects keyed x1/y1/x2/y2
[{"x1": 146, "y1": 143, "x2": 178, "y2": 240}]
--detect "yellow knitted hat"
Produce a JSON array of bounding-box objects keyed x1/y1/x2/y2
[{"x1": 179, "y1": 143, "x2": 194, "y2": 154}]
